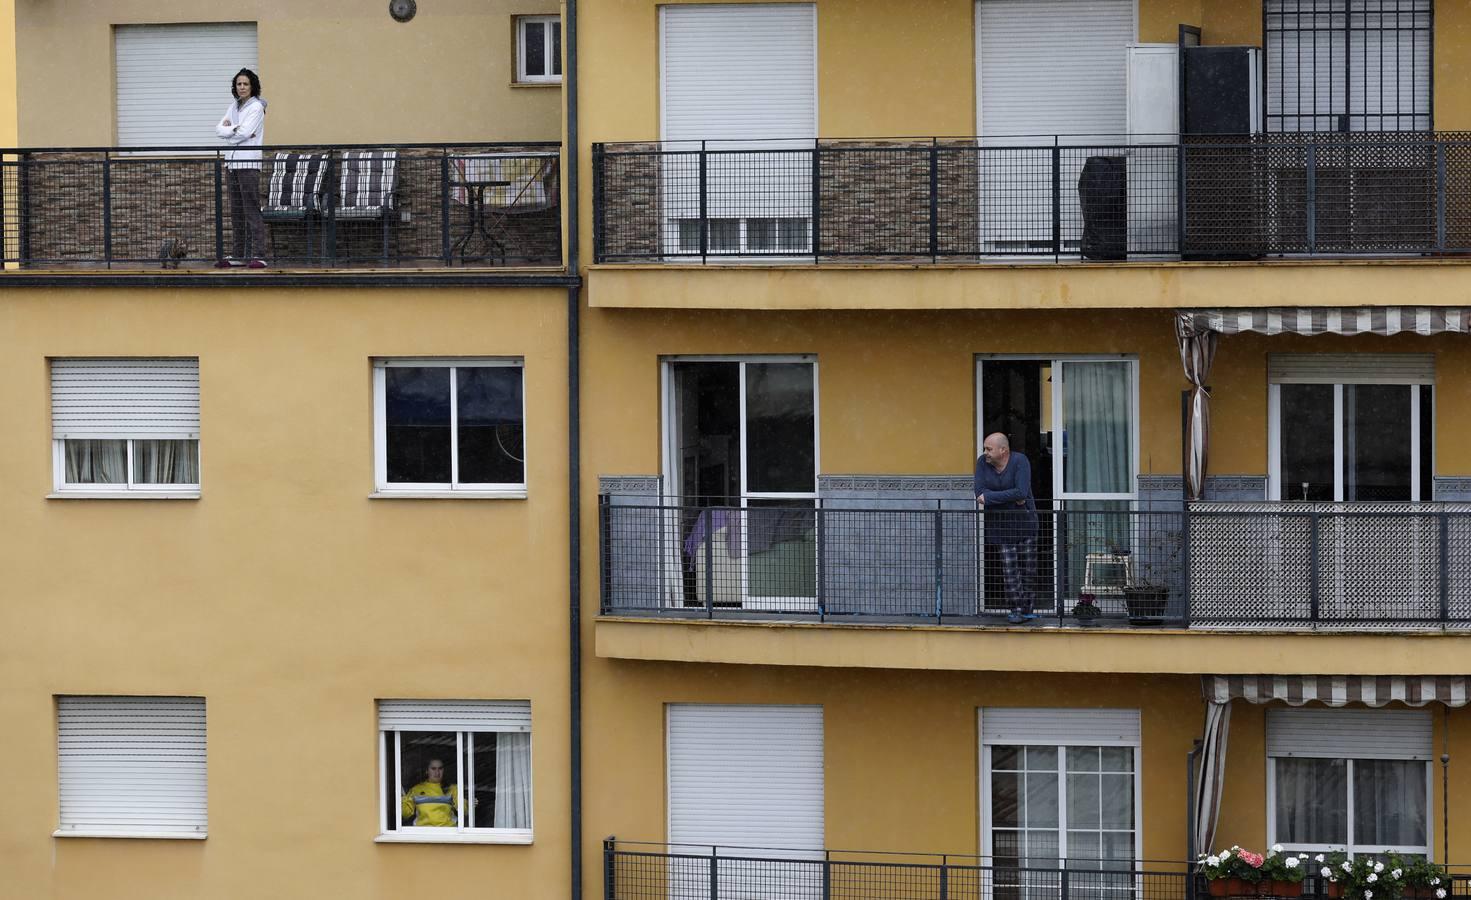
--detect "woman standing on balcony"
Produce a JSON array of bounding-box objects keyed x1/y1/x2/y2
[{"x1": 214, "y1": 67, "x2": 268, "y2": 269}]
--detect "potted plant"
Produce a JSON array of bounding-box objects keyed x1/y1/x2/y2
[
  {"x1": 1393, "y1": 855, "x2": 1447, "y2": 899},
  {"x1": 1071, "y1": 593, "x2": 1102, "y2": 625},
  {"x1": 1123, "y1": 538, "x2": 1179, "y2": 625},
  {"x1": 1199, "y1": 846, "x2": 1266, "y2": 897},
  {"x1": 1260, "y1": 846, "x2": 1307, "y2": 897},
  {"x1": 1321, "y1": 852, "x2": 1405, "y2": 900}
]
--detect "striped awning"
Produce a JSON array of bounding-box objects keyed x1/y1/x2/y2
[
  {"x1": 1178, "y1": 308, "x2": 1471, "y2": 337},
  {"x1": 1204, "y1": 675, "x2": 1471, "y2": 707}
]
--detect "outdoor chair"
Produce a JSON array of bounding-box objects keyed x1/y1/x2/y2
[{"x1": 262, "y1": 152, "x2": 331, "y2": 263}]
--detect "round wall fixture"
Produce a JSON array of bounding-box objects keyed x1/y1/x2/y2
[{"x1": 389, "y1": 0, "x2": 417, "y2": 22}]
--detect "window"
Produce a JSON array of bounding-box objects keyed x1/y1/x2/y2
[
  {"x1": 114, "y1": 23, "x2": 259, "y2": 147},
  {"x1": 56, "y1": 696, "x2": 207, "y2": 839},
  {"x1": 516, "y1": 16, "x2": 562, "y2": 83},
  {"x1": 378, "y1": 700, "x2": 532, "y2": 843},
  {"x1": 1264, "y1": 0, "x2": 1432, "y2": 132},
  {"x1": 982, "y1": 708, "x2": 1141, "y2": 900},
  {"x1": 372, "y1": 358, "x2": 525, "y2": 496},
  {"x1": 1268, "y1": 708, "x2": 1432, "y2": 856},
  {"x1": 51, "y1": 358, "x2": 201, "y2": 495},
  {"x1": 1267, "y1": 354, "x2": 1434, "y2": 501}
]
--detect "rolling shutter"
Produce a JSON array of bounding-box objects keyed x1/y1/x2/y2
[
  {"x1": 668, "y1": 704, "x2": 823, "y2": 850},
  {"x1": 980, "y1": 707, "x2": 1141, "y2": 745},
  {"x1": 660, "y1": 4, "x2": 816, "y2": 144},
  {"x1": 977, "y1": 0, "x2": 1134, "y2": 140},
  {"x1": 57, "y1": 696, "x2": 207, "y2": 836},
  {"x1": 51, "y1": 358, "x2": 201, "y2": 440},
  {"x1": 1268, "y1": 353, "x2": 1435, "y2": 385},
  {"x1": 378, "y1": 699, "x2": 531, "y2": 733},
  {"x1": 1267, "y1": 707, "x2": 1432, "y2": 760},
  {"x1": 114, "y1": 23, "x2": 259, "y2": 148}
]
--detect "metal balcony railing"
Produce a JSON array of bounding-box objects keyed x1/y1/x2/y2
[
  {"x1": 603, "y1": 841, "x2": 1471, "y2": 900},
  {"x1": 591, "y1": 132, "x2": 1471, "y2": 263},
  {"x1": 598, "y1": 497, "x2": 1471, "y2": 628},
  {"x1": 0, "y1": 142, "x2": 562, "y2": 270}
]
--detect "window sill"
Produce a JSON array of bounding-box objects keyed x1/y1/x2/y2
[
  {"x1": 47, "y1": 491, "x2": 201, "y2": 501},
  {"x1": 369, "y1": 490, "x2": 528, "y2": 500},
  {"x1": 511, "y1": 80, "x2": 561, "y2": 88},
  {"x1": 375, "y1": 831, "x2": 533, "y2": 845},
  {"x1": 54, "y1": 829, "x2": 207, "y2": 840}
]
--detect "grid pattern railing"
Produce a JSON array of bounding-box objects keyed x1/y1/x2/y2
[
  {"x1": 598, "y1": 497, "x2": 1471, "y2": 628},
  {"x1": 0, "y1": 142, "x2": 561, "y2": 270},
  {"x1": 592, "y1": 132, "x2": 1471, "y2": 263},
  {"x1": 603, "y1": 842, "x2": 1471, "y2": 900}
]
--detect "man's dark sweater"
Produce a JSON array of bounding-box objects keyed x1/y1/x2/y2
[{"x1": 974, "y1": 451, "x2": 1039, "y2": 545}]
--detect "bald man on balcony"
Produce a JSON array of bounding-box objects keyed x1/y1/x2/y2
[{"x1": 975, "y1": 432, "x2": 1039, "y2": 625}]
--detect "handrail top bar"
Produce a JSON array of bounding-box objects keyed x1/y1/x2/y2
[
  {"x1": 597, "y1": 128, "x2": 1462, "y2": 145},
  {"x1": 0, "y1": 140, "x2": 563, "y2": 154},
  {"x1": 610, "y1": 838, "x2": 1193, "y2": 863}
]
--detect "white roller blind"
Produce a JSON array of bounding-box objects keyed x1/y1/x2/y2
[
  {"x1": 668, "y1": 704, "x2": 824, "y2": 851},
  {"x1": 981, "y1": 708, "x2": 1141, "y2": 745},
  {"x1": 660, "y1": 4, "x2": 816, "y2": 144},
  {"x1": 977, "y1": 0, "x2": 1134, "y2": 140},
  {"x1": 57, "y1": 696, "x2": 207, "y2": 836},
  {"x1": 1268, "y1": 353, "x2": 1435, "y2": 385},
  {"x1": 51, "y1": 358, "x2": 201, "y2": 440},
  {"x1": 1267, "y1": 707, "x2": 1432, "y2": 759},
  {"x1": 115, "y1": 23, "x2": 259, "y2": 148},
  {"x1": 378, "y1": 699, "x2": 531, "y2": 733}
]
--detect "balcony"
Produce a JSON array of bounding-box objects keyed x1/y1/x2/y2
[
  {"x1": 0, "y1": 142, "x2": 562, "y2": 273},
  {"x1": 599, "y1": 498, "x2": 1471, "y2": 630},
  {"x1": 592, "y1": 132, "x2": 1471, "y2": 265}
]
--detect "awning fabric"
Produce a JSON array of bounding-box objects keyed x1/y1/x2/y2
[
  {"x1": 1203, "y1": 675, "x2": 1471, "y2": 707},
  {"x1": 1178, "y1": 307, "x2": 1471, "y2": 337}
]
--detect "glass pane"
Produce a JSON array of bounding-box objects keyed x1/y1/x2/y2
[
  {"x1": 1353, "y1": 759, "x2": 1427, "y2": 847},
  {"x1": 1067, "y1": 773, "x2": 1101, "y2": 828},
  {"x1": 1026, "y1": 746, "x2": 1058, "y2": 770},
  {"x1": 1275, "y1": 757, "x2": 1347, "y2": 844},
  {"x1": 1068, "y1": 830, "x2": 1101, "y2": 862},
  {"x1": 1281, "y1": 383, "x2": 1335, "y2": 500},
  {"x1": 1025, "y1": 830, "x2": 1060, "y2": 863},
  {"x1": 1345, "y1": 384, "x2": 1412, "y2": 501},
  {"x1": 992, "y1": 771, "x2": 1022, "y2": 827},
  {"x1": 747, "y1": 218, "x2": 776, "y2": 251},
  {"x1": 386, "y1": 367, "x2": 451, "y2": 483},
  {"x1": 456, "y1": 366, "x2": 524, "y2": 485},
  {"x1": 993, "y1": 746, "x2": 1022, "y2": 770},
  {"x1": 1099, "y1": 747, "x2": 1132, "y2": 772},
  {"x1": 744, "y1": 362, "x2": 815, "y2": 493},
  {"x1": 1100, "y1": 831, "x2": 1133, "y2": 862},
  {"x1": 1060, "y1": 361, "x2": 1131, "y2": 495},
  {"x1": 551, "y1": 22, "x2": 562, "y2": 75},
  {"x1": 1069, "y1": 746, "x2": 1100, "y2": 772},
  {"x1": 709, "y1": 218, "x2": 740, "y2": 252},
  {"x1": 745, "y1": 499, "x2": 815, "y2": 599},
  {"x1": 524, "y1": 21, "x2": 545, "y2": 76},
  {"x1": 993, "y1": 828, "x2": 1023, "y2": 864},
  {"x1": 778, "y1": 217, "x2": 809, "y2": 251},
  {"x1": 1099, "y1": 774, "x2": 1133, "y2": 828},
  {"x1": 398, "y1": 731, "x2": 460, "y2": 827},
  {"x1": 132, "y1": 439, "x2": 199, "y2": 484},
  {"x1": 64, "y1": 438, "x2": 127, "y2": 484},
  {"x1": 1025, "y1": 772, "x2": 1059, "y2": 827}
]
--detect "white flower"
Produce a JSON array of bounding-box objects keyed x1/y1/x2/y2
[
  {"x1": 1391, "y1": 869, "x2": 1402, "y2": 880},
  {"x1": 1322, "y1": 868, "x2": 1334, "y2": 879},
  {"x1": 1436, "y1": 890, "x2": 1446, "y2": 899},
  {"x1": 1316, "y1": 855, "x2": 1327, "y2": 863},
  {"x1": 1286, "y1": 858, "x2": 1301, "y2": 869},
  {"x1": 1367, "y1": 873, "x2": 1378, "y2": 884},
  {"x1": 1374, "y1": 863, "x2": 1385, "y2": 874},
  {"x1": 1273, "y1": 844, "x2": 1285, "y2": 854},
  {"x1": 1364, "y1": 891, "x2": 1373, "y2": 899},
  {"x1": 1207, "y1": 856, "x2": 1221, "y2": 867},
  {"x1": 1432, "y1": 879, "x2": 1441, "y2": 886},
  {"x1": 1343, "y1": 863, "x2": 1354, "y2": 873}
]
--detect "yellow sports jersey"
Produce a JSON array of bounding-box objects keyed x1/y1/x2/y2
[{"x1": 401, "y1": 781, "x2": 460, "y2": 826}]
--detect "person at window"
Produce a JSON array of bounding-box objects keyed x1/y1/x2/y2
[
  {"x1": 975, "y1": 432, "x2": 1039, "y2": 625},
  {"x1": 214, "y1": 67, "x2": 268, "y2": 269},
  {"x1": 400, "y1": 758, "x2": 461, "y2": 826}
]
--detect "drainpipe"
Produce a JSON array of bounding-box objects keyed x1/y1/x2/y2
[{"x1": 564, "y1": 0, "x2": 582, "y2": 898}]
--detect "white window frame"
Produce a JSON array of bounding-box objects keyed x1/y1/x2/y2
[
  {"x1": 515, "y1": 15, "x2": 562, "y2": 84},
  {"x1": 50, "y1": 357, "x2": 202, "y2": 499},
  {"x1": 1266, "y1": 756, "x2": 1433, "y2": 857},
  {"x1": 1268, "y1": 382, "x2": 1434, "y2": 502},
  {"x1": 371, "y1": 357, "x2": 527, "y2": 499},
  {"x1": 978, "y1": 716, "x2": 1143, "y2": 867},
  {"x1": 376, "y1": 701, "x2": 534, "y2": 845}
]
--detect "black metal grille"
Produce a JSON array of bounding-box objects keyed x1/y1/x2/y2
[
  {"x1": 1264, "y1": 0, "x2": 1433, "y2": 133},
  {"x1": 0, "y1": 142, "x2": 561, "y2": 269},
  {"x1": 594, "y1": 133, "x2": 1471, "y2": 263},
  {"x1": 599, "y1": 497, "x2": 1471, "y2": 628}
]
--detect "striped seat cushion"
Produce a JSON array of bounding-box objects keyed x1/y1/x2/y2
[
  {"x1": 337, "y1": 150, "x2": 397, "y2": 219},
  {"x1": 264, "y1": 152, "x2": 330, "y2": 215}
]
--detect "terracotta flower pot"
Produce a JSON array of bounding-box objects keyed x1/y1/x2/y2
[
  {"x1": 1274, "y1": 880, "x2": 1303, "y2": 898},
  {"x1": 1324, "y1": 883, "x2": 1344, "y2": 899}
]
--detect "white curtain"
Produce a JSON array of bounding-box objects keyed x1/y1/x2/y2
[
  {"x1": 65, "y1": 439, "x2": 127, "y2": 483},
  {"x1": 494, "y1": 732, "x2": 532, "y2": 829},
  {"x1": 1062, "y1": 361, "x2": 1131, "y2": 495},
  {"x1": 1274, "y1": 757, "x2": 1347, "y2": 844},
  {"x1": 1193, "y1": 701, "x2": 1231, "y2": 856},
  {"x1": 134, "y1": 439, "x2": 199, "y2": 484}
]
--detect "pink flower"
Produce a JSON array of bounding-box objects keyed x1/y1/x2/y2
[{"x1": 1239, "y1": 852, "x2": 1265, "y2": 868}]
